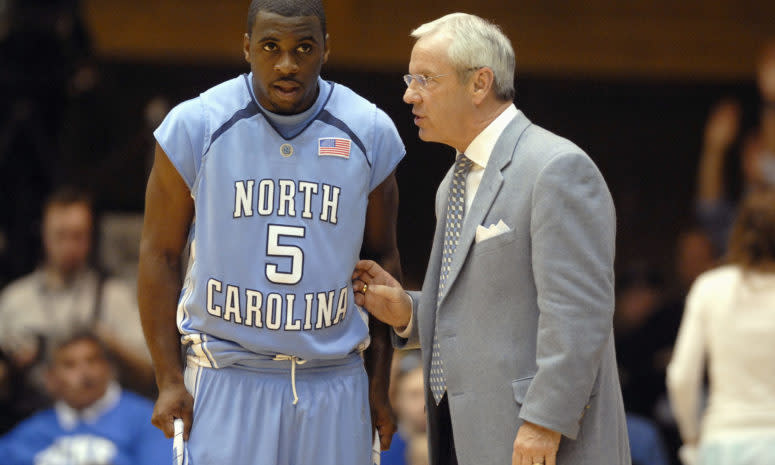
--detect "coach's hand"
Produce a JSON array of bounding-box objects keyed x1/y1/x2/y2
[
  {"x1": 512, "y1": 421, "x2": 561, "y2": 465},
  {"x1": 152, "y1": 381, "x2": 194, "y2": 440},
  {"x1": 352, "y1": 260, "x2": 411, "y2": 330}
]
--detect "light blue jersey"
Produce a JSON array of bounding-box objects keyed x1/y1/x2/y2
[{"x1": 155, "y1": 74, "x2": 404, "y2": 368}]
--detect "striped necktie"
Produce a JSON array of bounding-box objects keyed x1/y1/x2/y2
[{"x1": 430, "y1": 153, "x2": 473, "y2": 404}]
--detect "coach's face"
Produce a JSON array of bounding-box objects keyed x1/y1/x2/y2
[
  {"x1": 403, "y1": 33, "x2": 473, "y2": 151},
  {"x1": 243, "y1": 11, "x2": 329, "y2": 115}
]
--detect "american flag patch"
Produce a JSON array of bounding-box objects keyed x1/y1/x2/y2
[{"x1": 318, "y1": 137, "x2": 351, "y2": 158}]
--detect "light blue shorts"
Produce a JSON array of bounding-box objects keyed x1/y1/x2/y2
[{"x1": 182, "y1": 353, "x2": 371, "y2": 465}]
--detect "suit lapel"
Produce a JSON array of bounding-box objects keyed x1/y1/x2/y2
[{"x1": 437, "y1": 111, "x2": 531, "y2": 306}]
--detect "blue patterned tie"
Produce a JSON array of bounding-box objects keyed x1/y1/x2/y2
[{"x1": 430, "y1": 153, "x2": 473, "y2": 404}]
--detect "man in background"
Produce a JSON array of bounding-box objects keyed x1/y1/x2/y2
[
  {"x1": 0, "y1": 187, "x2": 153, "y2": 405},
  {"x1": 0, "y1": 330, "x2": 171, "y2": 465}
]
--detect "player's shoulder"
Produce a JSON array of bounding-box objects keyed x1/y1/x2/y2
[
  {"x1": 198, "y1": 74, "x2": 253, "y2": 119},
  {"x1": 163, "y1": 74, "x2": 254, "y2": 144},
  {"x1": 324, "y1": 81, "x2": 397, "y2": 133},
  {"x1": 327, "y1": 81, "x2": 373, "y2": 107}
]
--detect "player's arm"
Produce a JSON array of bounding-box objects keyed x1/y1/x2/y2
[
  {"x1": 361, "y1": 171, "x2": 401, "y2": 450},
  {"x1": 137, "y1": 143, "x2": 194, "y2": 439}
]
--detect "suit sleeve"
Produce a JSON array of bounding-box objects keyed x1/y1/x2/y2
[{"x1": 519, "y1": 151, "x2": 616, "y2": 439}]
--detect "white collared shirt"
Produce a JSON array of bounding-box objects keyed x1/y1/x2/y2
[
  {"x1": 459, "y1": 104, "x2": 518, "y2": 217},
  {"x1": 396, "y1": 104, "x2": 518, "y2": 338},
  {"x1": 55, "y1": 381, "x2": 122, "y2": 430}
]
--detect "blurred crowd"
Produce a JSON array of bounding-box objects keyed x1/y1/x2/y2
[
  {"x1": 615, "y1": 41, "x2": 775, "y2": 465},
  {"x1": 1, "y1": 1, "x2": 775, "y2": 464}
]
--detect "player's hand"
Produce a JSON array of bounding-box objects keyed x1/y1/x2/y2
[
  {"x1": 352, "y1": 260, "x2": 412, "y2": 329},
  {"x1": 152, "y1": 381, "x2": 194, "y2": 440},
  {"x1": 512, "y1": 421, "x2": 561, "y2": 465},
  {"x1": 369, "y1": 382, "x2": 397, "y2": 450}
]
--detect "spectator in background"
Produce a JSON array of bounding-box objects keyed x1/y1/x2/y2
[
  {"x1": 667, "y1": 190, "x2": 775, "y2": 465},
  {"x1": 0, "y1": 187, "x2": 153, "y2": 407},
  {"x1": 0, "y1": 330, "x2": 171, "y2": 465},
  {"x1": 382, "y1": 351, "x2": 427, "y2": 465},
  {"x1": 651, "y1": 228, "x2": 717, "y2": 462},
  {"x1": 407, "y1": 433, "x2": 430, "y2": 465},
  {"x1": 0, "y1": 0, "x2": 94, "y2": 282},
  {"x1": 614, "y1": 264, "x2": 667, "y2": 417},
  {"x1": 696, "y1": 40, "x2": 775, "y2": 253},
  {"x1": 614, "y1": 237, "x2": 716, "y2": 465}
]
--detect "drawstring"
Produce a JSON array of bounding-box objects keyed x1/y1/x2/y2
[{"x1": 273, "y1": 355, "x2": 308, "y2": 405}]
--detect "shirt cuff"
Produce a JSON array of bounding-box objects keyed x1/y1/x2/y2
[{"x1": 393, "y1": 292, "x2": 414, "y2": 338}]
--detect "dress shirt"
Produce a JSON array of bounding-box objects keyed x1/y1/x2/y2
[
  {"x1": 396, "y1": 104, "x2": 518, "y2": 338},
  {"x1": 55, "y1": 381, "x2": 122, "y2": 430}
]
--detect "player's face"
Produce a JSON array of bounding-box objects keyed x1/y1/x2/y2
[
  {"x1": 403, "y1": 34, "x2": 472, "y2": 151},
  {"x1": 47, "y1": 339, "x2": 112, "y2": 411},
  {"x1": 243, "y1": 11, "x2": 329, "y2": 115}
]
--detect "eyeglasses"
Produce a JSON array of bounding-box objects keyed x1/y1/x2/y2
[
  {"x1": 403, "y1": 73, "x2": 449, "y2": 88},
  {"x1": 403, "y1": 67, "x2": 485, "y2": 89}
]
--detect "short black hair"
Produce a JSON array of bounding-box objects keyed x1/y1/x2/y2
[{"x1": 246, "y1": 0, "x2": 326, "y2": 39}]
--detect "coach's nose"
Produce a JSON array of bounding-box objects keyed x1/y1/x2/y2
[{"x1": 403, "y1": 86, "x2": 421, "y2": 105}]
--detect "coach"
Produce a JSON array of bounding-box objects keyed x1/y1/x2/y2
[{"x1": 353, "y1": 13, "x2": 630, "y2": 465}]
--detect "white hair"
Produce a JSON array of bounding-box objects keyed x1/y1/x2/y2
[{"x1": 411, "y1": 13, "x2": 515, "y2": 101}]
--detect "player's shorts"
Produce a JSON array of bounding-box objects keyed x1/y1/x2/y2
[{"x1": 181, "y1": 352, "x2": 371, "y2": 465}]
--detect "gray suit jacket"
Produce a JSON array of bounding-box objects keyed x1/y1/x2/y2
[{"x1": 395, "y1": 110, "x2": 631, "y2": 464}]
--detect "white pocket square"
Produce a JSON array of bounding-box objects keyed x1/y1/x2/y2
[{"x1": 475, "y1": 219, "x2": 512, "y2": 243}]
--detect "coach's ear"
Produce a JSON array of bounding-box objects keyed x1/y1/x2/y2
[{"x1": 243, "y1": 33, "x2": 251, "y2": 63}]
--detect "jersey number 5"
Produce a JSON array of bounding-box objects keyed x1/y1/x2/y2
[{"x1": 266, "y1": 224, "x2": 305, "y2": 285}]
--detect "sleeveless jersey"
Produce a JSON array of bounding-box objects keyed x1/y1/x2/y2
[{"x1": 154, "y1": 74, "x2": 405, "y2": 367}]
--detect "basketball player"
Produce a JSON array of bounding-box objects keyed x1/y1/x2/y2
[{"x1": 137, "y1": 1, "x2": 403, "y2": 463}]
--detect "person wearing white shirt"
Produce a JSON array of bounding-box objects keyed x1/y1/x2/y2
[{"x1": 668, "y1": 190, "x2": 775, "y2": 465}]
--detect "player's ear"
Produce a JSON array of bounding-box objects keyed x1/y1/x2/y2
[
  {"x1": 243, "y1": 33, "x2": 251, "y2": 63},
  {"x1": 322, "y1": 33, "x2": 330, "y2": 64}
]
